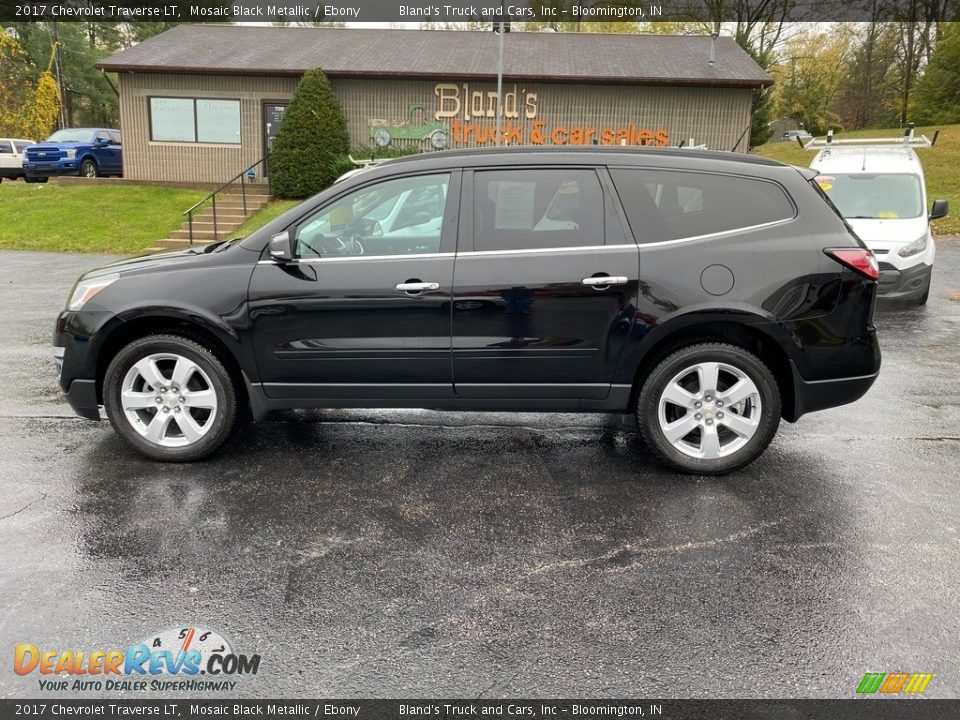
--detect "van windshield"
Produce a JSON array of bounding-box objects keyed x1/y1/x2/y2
[{"x1": 813, "y1": 173, "x2": 923, "y2": 219}]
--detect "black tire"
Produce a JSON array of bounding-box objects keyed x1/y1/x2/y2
[
  {"x1": 103, "y1": 334, "x2": 237, "y2": 462},
  {"x1": 636, "y1": 342, "x2": 781, "y2": 475},
  {"x1": 80, "y1": 158, "x2": 98, "y2": 178}
]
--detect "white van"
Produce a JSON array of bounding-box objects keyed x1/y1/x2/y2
[
  {"x1": 807, "y1": 130, "x2": 948, "y2": 305},
  {"x1": 0, "y1": 138, "x2": 36, "y2": 182}
]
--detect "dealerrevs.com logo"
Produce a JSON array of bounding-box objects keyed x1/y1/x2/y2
[{"x1": 14, "y1": 626, "x2": 261, "y2": 693}]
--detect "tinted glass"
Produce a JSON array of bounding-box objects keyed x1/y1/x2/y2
[
  {"x1": 295, "y1": 173, "x2": 450, "y2": 259},
  {"x1": 473, "y1": 169, "x2": 604, "y2": 251},
  {"x1": 813, "y1": 173, "x2": 923, "y2": 219},
  {"x1": 0, "y1": 141, "x2": 12, "y2": 154},
  {"x1": 611, "y1": 169, "x2": 795, "y2": 242}
]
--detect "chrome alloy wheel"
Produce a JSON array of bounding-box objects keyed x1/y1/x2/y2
[
  {"x1": 657, "y1": 361, "x2": 762, "y2": 460},
  {"x1": 120, "y1": 353, "x2": 218, "y2": 447}
]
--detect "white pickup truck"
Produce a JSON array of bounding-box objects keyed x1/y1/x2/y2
[{"x1": 0, "y1": 138, "x2": 37, "y2": 182}]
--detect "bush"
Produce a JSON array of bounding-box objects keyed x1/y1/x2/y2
[{"x1": 270, "y1": 69, "x2": 350, "y2": 199}]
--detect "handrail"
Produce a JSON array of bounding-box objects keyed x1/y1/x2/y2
[{"x1": 184, "y1": 155, "x2": 270, "y2": 246}]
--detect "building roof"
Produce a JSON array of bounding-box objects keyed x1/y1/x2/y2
[{"x1": 96, "y1": 24, "x2": 772, "y2": 88}]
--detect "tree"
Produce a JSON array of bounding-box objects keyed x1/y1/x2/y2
[
  {"x1": 21, "y1": 71, "x2": 61, "y2": 140},
  {"x1": 835, "y1": 22, "x2": 902, "y2": 129},
  {"x1": 770, "y1": 28, "x2": 852, "y2": 135},
  {"x1": 0, "y1": 30, "x2": 34, "y2": 136},
  {"x1": 269, "y1": 69, "x2": 350, "y2": 199},
  {"x1": 912, "y1": 21, "x2": 960, "y2": 123}
]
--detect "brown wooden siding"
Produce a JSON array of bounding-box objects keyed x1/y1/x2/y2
[{"x1": 118, "y1": 73, "x2": 754, "y2": 184}]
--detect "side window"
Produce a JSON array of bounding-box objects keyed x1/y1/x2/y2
[
  {"x1": 295, "y1": 173, "x2": 450, "y2": 259},
  {"x1": 95, "y1": 131, "x2": 111, "y2": 144},
  {"x1": 0, "y1": 141, "x2": 13, "y2": 154},
  {"x1": 473, "y1": 168, "x2": 604, "y2": 252},
  {"x1": 611, "y1": 169, "x2": 795, "y2": 242}
]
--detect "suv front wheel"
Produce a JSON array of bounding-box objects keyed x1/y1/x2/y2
[
  {"x1": 637, "y1": 343, "x2": 781, "y2": 475},
  {"x1": 103, "y1": 334, "x2": 237, "y2": 461}
]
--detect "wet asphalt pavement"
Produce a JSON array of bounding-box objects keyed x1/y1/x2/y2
[{"x1": 1, "y1": 244, "x2": 959, "y2": 700}]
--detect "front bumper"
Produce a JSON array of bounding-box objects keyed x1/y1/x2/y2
[
  {"x1": 54, "y1": 343, "x2": 101, "y2": 420},
  {"x1": 877, "y1": 262, "x2": 932, "y2": 301},
  {"x1": 63, "y1": 378, "x2": 100, "y2": 420},
  {"x1": 24, "y1": 161, "x2": 78, "y2": 177}
]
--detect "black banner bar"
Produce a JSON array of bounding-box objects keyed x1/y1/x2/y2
[
  {"x1": 0, "y1": 700, "x2": 957, "y2": 720},
  {"x1": 0, "y1": 0, "x2": 958, "y2": 23}
]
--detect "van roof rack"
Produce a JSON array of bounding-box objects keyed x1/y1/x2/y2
[{"x1": 800, "y1": 123, "x2": 939, "y2": 151}]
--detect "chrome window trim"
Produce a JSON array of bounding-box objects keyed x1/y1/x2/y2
[
  {"x1": 259, "y1": 252, "x2": 454, "y2": 265},
  {"x1": 637, "y1": 217, "x2": 796, "y2": 248},
  {"x1": 456, "y1": 243, "x2": 636, "y2": 258}
]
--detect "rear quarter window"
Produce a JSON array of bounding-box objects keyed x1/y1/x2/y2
[{"x1": 610, "y1": 168, "x2": 796, "y2": 243}]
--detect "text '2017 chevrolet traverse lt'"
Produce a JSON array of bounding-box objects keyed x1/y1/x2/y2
[{"x1": 54, "y1": 147, "x2": 881, "y2": 474}]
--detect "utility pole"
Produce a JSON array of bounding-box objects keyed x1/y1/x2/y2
[
  {"x1": 51, "y1": 21, "x2": 68, "y2": 129},
  {"x1": 495, "y1": 1, "x2": 505, "y2": 119}
]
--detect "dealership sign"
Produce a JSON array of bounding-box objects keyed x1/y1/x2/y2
[{"x1": 366, "y1": 83, "x2": 670, "y2": 148}]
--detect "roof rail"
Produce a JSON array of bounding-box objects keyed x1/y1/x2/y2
[{"x1": 801, "y1": 123, "x2": 939, "y2": 151}]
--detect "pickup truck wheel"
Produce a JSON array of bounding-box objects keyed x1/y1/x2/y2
[
  {"x1": 103, "y1": 334, "x2": 237, "y2": 462},
  {"x1": 80, "y1": 159, "x2": 98, "y2": 178},
  {"x1": 636, "y1": 343, "x2": 781, "y2": 475}
]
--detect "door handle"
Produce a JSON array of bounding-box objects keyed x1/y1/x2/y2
[
  {"x1": 582, "y1": 276, "x2": 628, "y2": 287},
  {"x1": 396, "y1": 281, "x2": 440, "y2": 293}
]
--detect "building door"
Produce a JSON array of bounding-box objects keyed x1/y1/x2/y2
[{"x1": 262, "y1": 103, "x2": 288, "y2": 177}]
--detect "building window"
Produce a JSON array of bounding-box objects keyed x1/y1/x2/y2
[{"x1": 149, "y1": 98, "x2": 241, "y2": 144}]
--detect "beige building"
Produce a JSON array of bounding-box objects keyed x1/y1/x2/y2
[{"x1": 96, "y1": 25, "x2": 772, "y2": 185}]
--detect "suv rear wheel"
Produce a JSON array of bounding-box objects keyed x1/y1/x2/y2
[
  {"x1": 103, "y1": 334, "x2": 237, "y2": 461},
  {"x1": 637, "y1": 343, "x2": 781, "y2": 475}
]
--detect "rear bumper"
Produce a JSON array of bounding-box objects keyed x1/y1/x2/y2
[{"x1": 788, "y1": 361, "x2": 878, "y2": 421}]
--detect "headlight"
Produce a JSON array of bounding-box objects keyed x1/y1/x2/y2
[
  {"x1": 64, "y1": 149, "x2": 76, "y2": 159},
  {"x1": 67, "y1": 274, "x2": 118, "y2": 311},
  {"x1": 898, "y1": 234, "x2": 928, "y2": 258}
]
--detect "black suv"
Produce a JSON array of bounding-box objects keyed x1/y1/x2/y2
[{"x1": 54, "y1": 148, "x2": 881, "y2": 474}]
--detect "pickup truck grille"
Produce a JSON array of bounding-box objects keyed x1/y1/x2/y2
[{"x1": 25, "y1": 146, "x2": 64, "y2": 161}]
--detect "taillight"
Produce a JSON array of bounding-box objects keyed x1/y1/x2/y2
[{"x1": 824, "y1": 248, "x2": 879, "y2": 281}]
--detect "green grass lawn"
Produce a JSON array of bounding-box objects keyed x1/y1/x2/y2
[
  {"x1": 0, "y1": 181, "x2": 207, "y2": 254},
  {"x1": 753, "y1": 124, "x2": 960, "y2": 235},
  {"x1": 234, "y1": 198, "x2": 299, "y2": 238}
]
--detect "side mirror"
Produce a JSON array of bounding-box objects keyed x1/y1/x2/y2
[
  {"x1": 930, "y1": 199, "x2": 949, "y2": 220},
  {"x1": 95, "y1": 137, "x2": 109, "y2": 147},
  {"x1": 269, "y1": 229, "x2": 294, "y2": 261}
]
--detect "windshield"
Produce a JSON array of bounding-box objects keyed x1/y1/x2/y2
[
  {"x1": 813, "y1": 173, "x2": 923, "y2": 219},
  {"x1": 46, "y1": 129, "x2": 95, "y2": 143}
]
